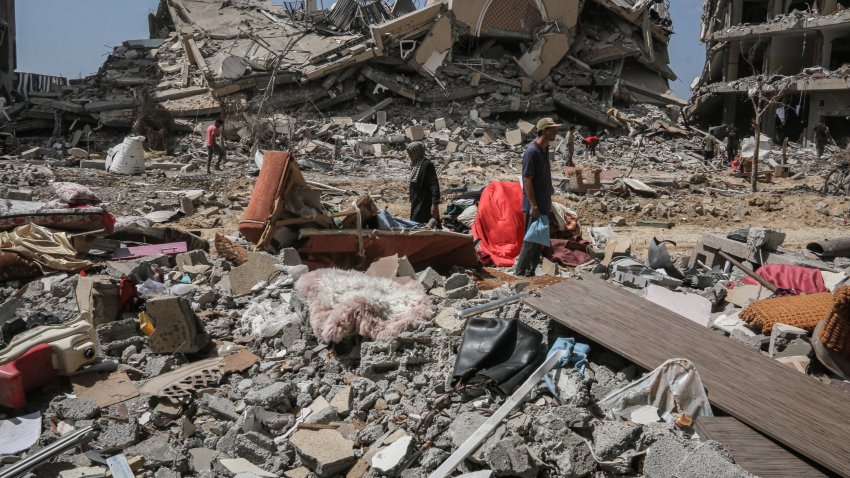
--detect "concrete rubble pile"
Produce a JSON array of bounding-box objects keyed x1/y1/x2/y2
[
  {"x1": 1, "y1": 0, "x2": 681, "y2": 147},
  {"x1": 0, "y1": 238, "x2": 759, "y2": 478}
]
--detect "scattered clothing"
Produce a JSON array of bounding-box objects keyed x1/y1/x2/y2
[
  {"x1": 0, "y1": 223, "x2": 92, "y2": 273},
  {"x1": 740, "y1": 264, "x2": 827, "y2": 294}
]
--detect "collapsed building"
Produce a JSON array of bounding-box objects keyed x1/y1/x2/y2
[
  {"x1": 1, "y1": 0, "x2": 681, "y2": 145},
  {"x1": 688, "y1": 0, "x2": 850, "y2": 146}
]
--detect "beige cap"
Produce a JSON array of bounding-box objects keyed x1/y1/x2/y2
[{"x1": 536, "y1": 117, "x2": 562, "y2": 131}]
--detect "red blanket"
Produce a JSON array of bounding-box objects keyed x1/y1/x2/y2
[
  {"x1": 472, "y1": 182, "x2": 524, "y2": 267},
  {"x1": 741, "y1": 264, "x2": 826, "y2": 294}
]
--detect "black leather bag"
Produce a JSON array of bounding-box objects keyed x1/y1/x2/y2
[{"x1": 452, "y1": 317, "x2": 545, "y2": 395}]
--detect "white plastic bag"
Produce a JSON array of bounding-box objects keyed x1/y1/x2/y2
[
  {"x1": 136, "y1": 279, "x2": 167, "y2": 297},
  {"x1": 240, "y1": 300, "x2": 300, "y2": 339}
]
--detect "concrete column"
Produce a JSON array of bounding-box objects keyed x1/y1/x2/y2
[{"x1": 731, "y1": 0, "x2": 744, "y2": 26}]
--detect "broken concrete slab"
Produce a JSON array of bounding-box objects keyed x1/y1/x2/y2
[
  {"x1": 218, "y1": 458, "x2": 276, "y2": 477},
  {"x1": 290, "y1": 429, "x2": 357, "y2": 477},
  {"x1": 229, "y1": 252, "x2": 277, "y2": 296},
  {"x1": 370, "y1": 435, "x2": 413, "y2": 475},
  {"x1": 644, "y1": 285, "x2": 711, "y2": 327}
]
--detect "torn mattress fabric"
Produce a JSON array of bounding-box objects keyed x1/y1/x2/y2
[{"x1": 295, "y1": 268, "x2": 432, "y2": 343}]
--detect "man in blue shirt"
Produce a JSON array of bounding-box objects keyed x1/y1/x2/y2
[{"x1": 514, "y1": 117, "x2": 559, "y2": 276}]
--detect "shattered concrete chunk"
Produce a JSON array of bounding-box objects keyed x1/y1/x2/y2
[
  {"x1": 244, "y1": 382, "x2": 293, "y2": 409},
  {"x1": 218, "y1": 457, "x2": 277, "y2": 477},
  {"x1": 95, "y1": 420, "x2": 139, "y2": 453},
  {"x1": 290, "y1": 429, "x2": 357, "y2": 477},
  {"x1": 56, "y1": 398, "x2": 100, "y2": 421},
  {"x1": 371, "y1": 435, "x2": 413, "y2": 475},
  {"x1": 592, "y1": 420, "x2": 642, "y2": 460},
  {"x1": 486, "y1": 435, "x2": 539, "y2": 478},
  {"x1": 125, "y1": 433, "x2": 188, "y2": 471}
]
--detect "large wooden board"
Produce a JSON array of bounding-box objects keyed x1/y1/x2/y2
[
  {"x1": 525, "y1": 277, "x2": 850, "y2": 477},
  {"x1": 694, "y1": 417, "x2": 829, "y2": 478}
]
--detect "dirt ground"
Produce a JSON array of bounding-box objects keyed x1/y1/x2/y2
[{"x1": 30, "y1": 141, "x2": 849, "y2": 272}]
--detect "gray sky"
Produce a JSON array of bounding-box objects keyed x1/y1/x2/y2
[{"x1": 16, "y1": 0, "x2": 703, "y2": 99}]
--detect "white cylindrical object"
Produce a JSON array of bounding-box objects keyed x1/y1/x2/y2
[{"x1": 106, "y1": 135, "x2": 146, "y2": 175}]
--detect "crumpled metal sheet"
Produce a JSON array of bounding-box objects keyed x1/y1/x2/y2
[{"x1": 597, "y1": 358, "x2": 713, "y2": 426}]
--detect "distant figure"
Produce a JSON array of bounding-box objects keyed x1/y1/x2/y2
[
  {"x1": 584, "y1": 133, "x2": 601, "y2": 157},
  {"x1": 206, "y1": 119, "x2": 226, "y2": 174},
  {"x1": 702, "y1": 131, "x2": 717, "y2": 166},
  {"x1": 814, "y1": 120, "x2": 831, "y2": 159},
  {"x1": 407, "y1": 141, "x2": 441, "y2": 227},
  {"x1": 725, "y1": 126, "x2": 739, "y2": 166},
  {"x1": 566, "y1": 125, "x2": 576, "y2": 167}
]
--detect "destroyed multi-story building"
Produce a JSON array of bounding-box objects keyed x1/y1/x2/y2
[
  {"x1": 2, "y1": 0, "x2": 680, "y2": 142},
  {"x1": 0, "y1": 0, "x2": 15, "y2": 104},
  {"x1": 688, "y1": 0, "x2": 850, "y2": 146}
]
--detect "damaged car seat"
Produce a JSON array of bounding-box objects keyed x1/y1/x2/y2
[{"x1": 452, "y1": 317, "x2": 545, "y2": 395}]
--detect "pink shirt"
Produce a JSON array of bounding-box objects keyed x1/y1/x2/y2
[{"x1": 206, "y1": 124, "x2": 219, "y2": 147}]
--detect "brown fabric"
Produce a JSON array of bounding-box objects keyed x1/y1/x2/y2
[
  {"x1": 739, "y1": 292, "x2": 834, "y2": 333},
  {"x1": 0, "y1": 223, "x2": 92, "y2": 273},
  {"x1": 820, "y1": 286, "x2": 850, "y2": 360}
]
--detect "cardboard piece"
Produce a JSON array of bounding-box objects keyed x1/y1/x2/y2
[
  {"x1": 71, "y1": 371, "x2": 140, "y2": 408},
  {"x1": 726, "y1": 283, "x2": 773, "y2": 308},
  {"x1": 365, "y1": 254, "x2": 416, "y2": 284},
  {"x1": 602, "y1": 237, "x2": 632, "y2": 267},
  {"x1": 222, "y1": 349, "x2": 261, "y2": 374}
]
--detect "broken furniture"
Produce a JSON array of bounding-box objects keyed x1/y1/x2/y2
[
  {"x1": 240, "y1": 150, "x2": 332, "y2": 249},
  {"x1": 0, "y1": 313, "x2": 97, "y2": 409},
  {"x1": 812, "y1": 286, "x2": 850, "y2": 380},
  {"x1": 565, "y1": 167, "x2": 602, "y2": 194},
  {"x1": 296, "y1": 228, "x2": 479, "y2": 272},
  {"x1": 689, "y1": 232, "x2": 837, "y2": 272},
  {"x1": 525, "y1": 276, "x2": 850, "y2": 477}
]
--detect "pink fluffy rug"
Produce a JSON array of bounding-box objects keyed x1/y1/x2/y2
[{"x1": 295, "y1": 268, "x2": 433, "y2": 343}]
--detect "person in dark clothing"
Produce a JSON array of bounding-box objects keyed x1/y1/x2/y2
[
  {"x1": 726, "y1": 126, "x2": 739, "y2": 167},
  {"x1": 813, "y1": 120, "x2": 831, "y2": 159},
  {"x1": 407, "y1": 141, "x2": 441, "y2": 227},
  {"x1": 514, "y1": 117, "x2": 559, "y2": 276}
]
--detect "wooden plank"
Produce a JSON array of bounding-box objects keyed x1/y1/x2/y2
[
  {"x1": 524, "y1": 276, "x2": 850, "y2": 477},
  {"x1": 694, "y1": 417, "x2": 829, "y2": 478}
]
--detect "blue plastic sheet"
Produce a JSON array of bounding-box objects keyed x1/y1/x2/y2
[{"x1": 376, "y1": 209, "x2": 424, "y2": 230}]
